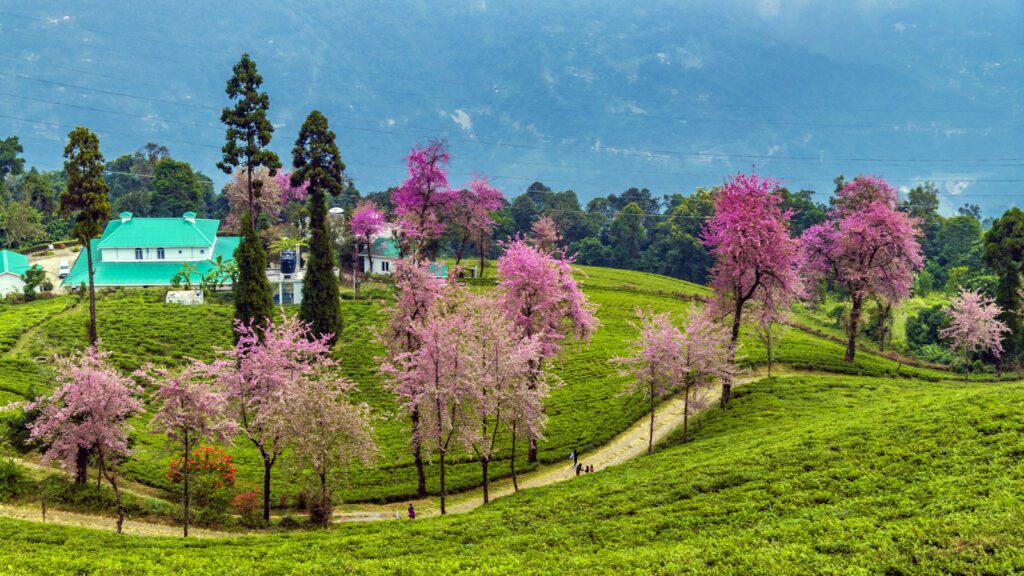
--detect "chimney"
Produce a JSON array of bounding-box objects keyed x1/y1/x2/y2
[
  {"x1": 119, "y1": 211, "x2": 132, "y2": 223},
  {"x1": 183, "y1": 211, "x2": 197, "y2": 223}
]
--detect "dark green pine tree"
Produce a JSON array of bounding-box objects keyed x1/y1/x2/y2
[
  {"x1": 983, "y1": 207, "x2": 1024, "y2": 372},
  {"x1": 292, "y1": 110, "x2": 345, "y2": 343},
  {"x1": 217, "y1": 54, "x2": 280, "y2": 332},
  {"x1": 59, "y1": 127, "x2": 110, "y2": 484}
]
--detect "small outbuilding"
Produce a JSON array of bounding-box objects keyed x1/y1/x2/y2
[{"x1": 0, "y1": 250, "x2": 29, "y2": 297}]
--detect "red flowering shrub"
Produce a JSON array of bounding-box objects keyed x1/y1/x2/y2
[
  {"x1": 167, "y1": 447, "x2": 235, "y2": 510},
  {"x1": 231, "y1": 482, "x2": 262, "y2": 527}
]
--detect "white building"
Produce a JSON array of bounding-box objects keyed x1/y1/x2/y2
[{"x1": 0, "y1": 250, "x2": 29, "y2": 297}]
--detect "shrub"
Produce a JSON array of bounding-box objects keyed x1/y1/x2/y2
[
  {"x1": 231, "y1": 483, "x2": 262, "y2": 528},
  {"x1": 167, "y1": 447, "x2": 235, "y2": 512},
  {"x1": 277, "y1": 515, "x2": 301, "y2": 529},
  {"x1": 0, "y1": 458, "x2": 29, "y2": 501}
]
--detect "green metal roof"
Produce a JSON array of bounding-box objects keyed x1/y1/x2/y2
[
  {"x1": 96, "y1": 216, "x2": 220, "y2": 248},
  {"x1": 364, "y1": 238, "x2": 401, "y2": 259},
  {"x1": 66, "y1": 236, "x2": 240, "y2": 287},
  {"x1": 0, "y1": 250, "x2": 29, "y2": 276}
]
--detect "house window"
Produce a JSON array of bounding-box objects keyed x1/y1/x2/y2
[
  {"x1": 178, "y1": 250, "x2": 183, "y2": 255},
  {"x1": 134, "y1": 248, "x2": 143, "y2": 260},
  {"x1": 199, "y1": 249, "x2": 205, "y2": 255},
  {"x1": 156, "y1": 248, "x2": 165, "y2": 260},
  {"x1": 381, "y1": 261, "x2": 390, "y2": 272}
]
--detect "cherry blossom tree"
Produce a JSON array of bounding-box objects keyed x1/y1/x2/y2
[
  {"x1": 224, "y1": 167, "x2": 283, "y2": 228},
  {"x1": 459, "y1": 293, "x2": 545, "y2": 502},
  {"x1": 803, "y1": 176, "x2": 923, "y2": 363},
  {"x1": 144, "y1": 365, "x2": 236, "y2": 537},
  {"x1": 28, "y1": 347, "x2": 143, "y2": 533},
  {"x1": 276, "y1": 371, "x2": 375, "y2": 527},
  {"x1": 377, "y1": 260, "x2": 455, "y2": 497},
  {"x1": 530, "y1": 216, "x2": 561, "y2": 253},
  {"x1": 203, "y1": 315, "x2": 333, "y2": 522},
  {"x1": 348, "y1": 201, "x2": 387, "y2": 285},
  {"x1": 701, "y1": 172, "x2": 802, "y2": 407},
  {"x1": 497, "y1": 237, "x2": 598, "y2": 470},
  {"x1": 274, "y1": 170, "x2": 310, "y2": 204},
  {"x1": 940, "y1": 290, "x2": 1009, "y2": 381},
  {"x1": 393, "y1": 140, "x2": 456, "y2": 259},
  {"x1": 448, "y1": 177, "x2": 504, "y2": 272},
  {"x1": 613, "y1": 309, "x2": 685, "y2": 454},
  {"x1": 677, "y1": 308, "x2": 734, "y2": 442},
  {"x1": 383, "y1": 301, "x2": 472, "y2": 515}
]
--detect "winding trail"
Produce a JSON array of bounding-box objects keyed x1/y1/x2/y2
[{"x1": 0, "y1": 368, "x2": 804, "y2": 535}]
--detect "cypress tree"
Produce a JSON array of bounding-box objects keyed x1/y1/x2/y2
[
  {"x1": 292, "y1": 111, "x2": 345, "y2": 342},
  {"x1": 217, "y1": 53, "x2": 280, "y2": 332},
  {"x1": 59, "y1": 126, "x2": 109, "y2": 484},
  {"x1": 983, "y1": 207, "x2": 1024, "y2": 371}
]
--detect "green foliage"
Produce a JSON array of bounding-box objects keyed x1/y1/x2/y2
[
  {"x1": 293, "y1": 110, "x2": 345, "y2": 342},
  {"x1": 232, "y1": 214, "x2": 273, "y2": 331},
  {"x1": 6, "y1": 376, "x2": 1024, "y2": 574},
  {"x1": 983, "y1": 207, "x2": 1024, "y2": 360},
  {"x1": 150, "y1": 158, "x2": 203, "y2": 217},
  {"x1": 906, "y1": 304, "x2": 947, "y2": 351},
  {"x1": 0, "y1": 458, "x2": 29, "y2": 502}
]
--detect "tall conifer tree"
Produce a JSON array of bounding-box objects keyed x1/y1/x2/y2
[
  {"x1": 217, "y1": 54, "x2": 280, "y2": 332},
  {"x1": 292, "y1": 110, "x2": 345, "y2": 342}
]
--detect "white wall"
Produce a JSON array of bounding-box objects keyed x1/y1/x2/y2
[
  {"x1": 361, "y1": 256, "x2": 396, "y2": 275},
  {"x1": 0, "y1": 273, "x2": 25, "y2": 297},
  {"x1": 101, "y1": 244, "x2": 214, "y2": 263}
]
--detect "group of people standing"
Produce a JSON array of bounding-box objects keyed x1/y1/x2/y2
[{"x1": 570, "y1": 448, "x2": 595, "y2": 476}]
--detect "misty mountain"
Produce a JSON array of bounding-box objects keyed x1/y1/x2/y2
[{"x1": 0, "y1": 0, "x2": 1020, "y2": 214}]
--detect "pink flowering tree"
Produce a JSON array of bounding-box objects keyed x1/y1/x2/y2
[
  {"x1": 803, "y1": 176, "x2": 923, "y2": 363},
  {"x1": 274, "y1": 170, "x2": 310, "y2": 204},
  {"x1": 224, "y1": 167, "x2": 283, "y2": 229},
  {"x1": 377, "y1": 260, "x2": 455, "y2": 497},
  {"x1": 677, "y1": 308, "x2": 734, "y2": 442},
  {"x1": 940, "y1": 290, "x2": 1010, "y2": 381},
  {"x1": 394, "y1": 140, "x2": 456, "y2": 259},
  {"x1": 202, "y1": 315, "x2": 334, "y2": 522},
  {"x1": 448, "y1": 176, "x2": 505, "y2": 273},
  {"x1": 382, "y1": 299, "x2": 473, "y2": 515},
  {"x1": 497, "y1": 237, "x2": 598, "y2": 471},
  {"x1": 702, "y1": 173, "x2": 802, "y2": 407},
  {"x1": 275, "y1": 371, "x2": 376, "y2": 527},
  {"x1": 143, "y1": 365, "x2": 236, "y2": 537},
  {"x1": 28, "y1": 346, "x2": 143, "y2": 533},
  {"x1": 530, "y1": 216, "x2": 562, "y2": 253},
  {"x1": 613, "y1": 309, "x2": 685, "y2": 454},
  {"x1": 459, "y1": 293, "x2": 545, "y2": 502},
  {"x1": 348, "y1": 201, "x2": 387, "y2": 287}
]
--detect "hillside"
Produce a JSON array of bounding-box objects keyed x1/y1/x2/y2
[
  {"x1": 0, "y1": 266, "x2": 962, "y2": 506},
  {"x1": 2, "y1": 374, "x2": 1023, "y2": 574}
]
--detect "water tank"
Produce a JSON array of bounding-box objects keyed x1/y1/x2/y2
[{"x1": 280, "y1": 249, "x2": 297, "y2": 274}]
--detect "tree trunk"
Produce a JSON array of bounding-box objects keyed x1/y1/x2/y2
[
  {"x1": 74, "y1": 446, "x2": 88, "y2": 485},
  {"x1": 353, "y1": 246, "x2": 360, "y2": 299},
  {"x1": 648, "y1": 383, "x2": 655, "y2": 455},
  {"x1": 722, "y1": 299, "x2": 743, "y2": 408},
  {"x1": 262, "y1": 457, "x2": 273, "y2": 523},
  {"x1": 528, "y1": 438, "x2": 538, "y2": 463},
  {"x1": 846, "y1": 295, "x2": 863, "y2": 364},
  {"x1": 454, "y1": 231, "x2": 470, "y2": 266},
  {"x1": 439, "y1": 449, "x2": 447, "y2": 515},
  {"x1": 319, "y1": 470, "x2": 330, "y2": 529},
  {"x1": 510, "y1": 421, "x2": 519, "y2": 492},
  {"x1": 183, "y1": 430, "x2": 190, "y2": 538},
  {"x1": 411, "y1": 410, "x2": 427, "y2": 497},
  {"x1": 86, "y1": 242, "x2": 98, "y2": 345},
  {"x1": 478, "y1": 232, "x2": 486, "y2": 279},
  {"x1": 481, "y1": 457, "x2": 489, "y2": 504},
  {"x1": 766, "y1": 330, "x2": 773, "y2": 377},
  {"x1": 683, "y1": 383, "x2": 690, "y2": 444},
  {"x1": 98, "y1": 452, "x2": 124, "y2": 534}
]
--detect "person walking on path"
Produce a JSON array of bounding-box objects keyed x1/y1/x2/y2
[
  {"x1": 570, "y1": 448, "x2": 579, "y2": 467},
  {"x1": 575, "y1": 463, "x2": 582, "y2": 476},
  {"x1": 408, "y1": 503, "x2": 416, "y2": 520}
]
